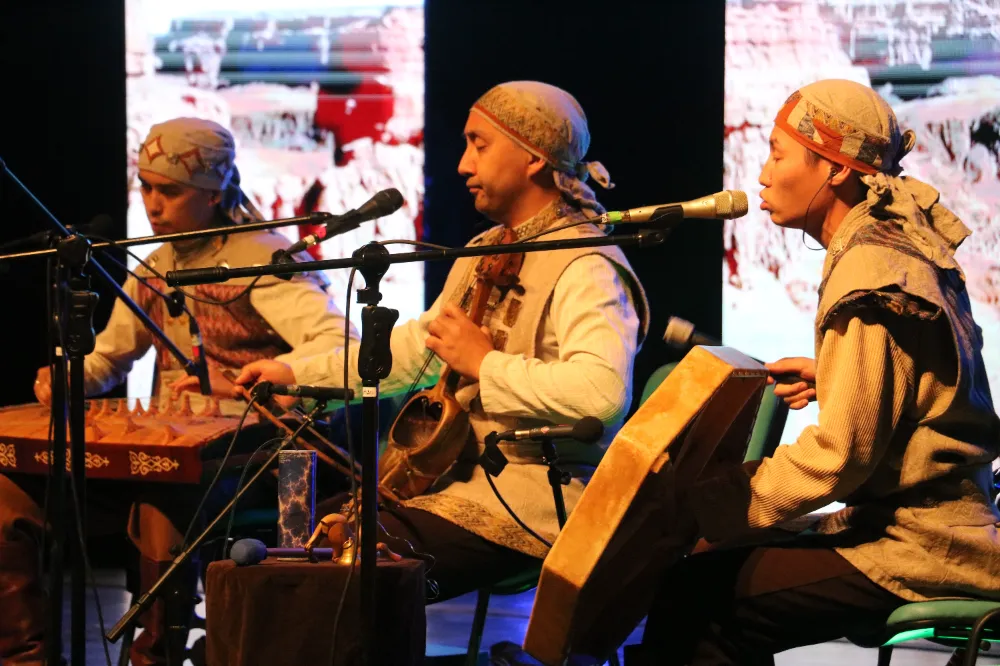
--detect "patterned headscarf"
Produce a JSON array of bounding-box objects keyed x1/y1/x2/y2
[
  {"x1": 775, "y1": 79, "x2": 916, "y2": 176},
  {"x1": 138, "y1": 117, "x2": 263, "y2": 224},
  {"x1": 472, "y1": 81, "x2": 613, "y2": 215},
  {"x1": 777, "y1": 79, "x2": 970, "y2": 270}
]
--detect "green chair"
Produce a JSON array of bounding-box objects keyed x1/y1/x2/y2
[{"x1": 851, "y1": 600, "x2": 1000, "y2": 665}]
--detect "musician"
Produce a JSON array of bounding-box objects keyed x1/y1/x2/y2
[
  {"x1": 236, "y1": 81, "x2": 650, "y2": 600},
  {"x1": 638, "y1": 79, "x2": 1000, "y2": 664},
  {"x1": 0, "y1": 117, "x2": 352, "y2": 666}
]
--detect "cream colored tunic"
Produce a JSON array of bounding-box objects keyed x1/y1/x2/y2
[
  {"x1": 290, "y1": 201, "x2": 648, "y2": 557},
  {"x1": 689, "y1": 206, "x2": 1000, "y2": 602}
]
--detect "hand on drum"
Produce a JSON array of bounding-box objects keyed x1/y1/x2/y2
[{"x1": 765, "y1": 357, "x2": 817, "y2": 410}]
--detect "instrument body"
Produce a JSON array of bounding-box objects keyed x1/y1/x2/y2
[
  {"x1": 0, "y1": 395, "x2": 263, "y2": 484},
  {"x1": 379, "y1": 228, "x2": 523, "y2": 500},
  {"x1": 523, "y1": 346, "x2": 768, "y2": 665}
]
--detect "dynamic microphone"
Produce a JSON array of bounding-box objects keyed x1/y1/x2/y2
[
  {"x1": 599, "y1": 190, "x2": 749, "y2": 226},
  {"x1": 278, "y1": 188, "x2": 405, "y2": 258},
  {"x1": 165, "y1": 291, "x2": 212, "y2": 395},
  {"x1": 189, "y1": 319, "x2": 211, "y2": 395},
  {"x1": 494, "y1": 416, "x2": 604, "y2": 444},
  {"x1": 250, "y1": 380, "x2": 353, "y2": 403},
  {"x1": 230, "y1": 538, "x2": 335, "y2": 566},
  {"x1": 0, "y1": 213, "x2": 117, "y2": 252},
  {"x1": 663, "y1": 316, "x2": 721, "y2": 349}
]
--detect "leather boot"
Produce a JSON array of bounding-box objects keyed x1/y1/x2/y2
[
  {"x1": 129, "y1": 556, "x2": 198, "y2": 666},
  {"x1": 0, "y1": 538, "x2": 48, "y2": 665}
]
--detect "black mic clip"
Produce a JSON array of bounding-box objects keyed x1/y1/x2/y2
[
  {"x1": 250, "y1": 380, "x2": 275, "y2": 402},
  {"x1": 479, "y1": 431, "x2": 508, "y2": 477},
  {"x1": 166, "y1": 290, "x2": 186, "y2": 318},
  {"x1": 270, "y1": 249, "x2": 297, "y2": 281}
]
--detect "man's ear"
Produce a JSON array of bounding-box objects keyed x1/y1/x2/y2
[
  {"x1": 829, "y1": 165, "x2": 853, "y2": 186},
  {"x1": 526, "y1": 154, "x2": 551, "y2": 181}
]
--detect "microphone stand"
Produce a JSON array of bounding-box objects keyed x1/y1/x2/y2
[
  {"x1": 0, "y1": 158, "x2": 235, "y2": 665},
  {"x1": 157, "y1": 219, "x2": 675, "y2": 666},
  {"x1": 541, "y1": 440, "x2": 570, "y2": 529},
  {"x1": 0, "y1": 162, "x2": 344, "y2": 665},
  {"x1": 0, "y1": 211, "x2": 335, "y2": 262},
  {"x1": 105, "y1": 396, "x2": 352, "y2": 655},
  {"x1": 480, "y1": 433, "x2": 569, "y2": 530}
]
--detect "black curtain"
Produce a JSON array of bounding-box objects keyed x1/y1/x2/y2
[
  {"x1": 0, "y1": 0, "x2": 725, "y2": 415},
  {"x1": 424, "y1": 0, "x2": 725, "y2": 411},
  {"x1": 0, "y1": 0, "x2": 127, "y2": 408}
]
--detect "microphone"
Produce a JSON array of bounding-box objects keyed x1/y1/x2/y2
[
  {"x1": 0, "y1": 214, "x2": 116, "y2": 252},
  {"x1": 250, "y1": 380, "x2": 353, "y2": 403},
  {"x1": 189, "y1": 319, "x2": 211, "y2": 395},
  {"x1": 166, "y1": 291, "x2": 212, "y2": 395},
  {"x1": 663, "y1": 316, "x2": 720, "y2": 349},
  {"x1": 494, "y1": 416, "x2": 604, "y2": 444},
  {"x1": 277, "y1": 188, "x2": 405, "y2": 258},
  {"x1": 230, "y1": 538, "x2": 335, "y2": 566},
  {"x1": 599, "y1": 190, "x2": 749, "y2": 226}
]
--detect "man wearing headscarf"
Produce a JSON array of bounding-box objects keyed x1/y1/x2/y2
[
  {"x1": 0, "y1": 118, "x2": 353, "y2": 665},
  {"x1": 237, "y1": 81, "x2": 649, "y2": 598},
  {"x1": 636, "y1": 79, "x2": 1000, "y2": 664}
]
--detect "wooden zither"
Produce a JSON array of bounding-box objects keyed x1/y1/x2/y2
[
  {"x1": 0, "y1": 394, "x2": 269, "y2": 484},
  {"x1": 523, "y1": 345, "x2": 768, "y2": 666}
]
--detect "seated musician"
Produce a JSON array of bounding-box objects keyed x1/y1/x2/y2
[
  {"x1": 0, "y1": 117, "x2": 352, "y2": 666},
  {"x1": 236, "y1": 81, "x2": 650, "y2": 600},
  {"x1": 637, "y1": 80, "x2": 1000, "y2": 664}
]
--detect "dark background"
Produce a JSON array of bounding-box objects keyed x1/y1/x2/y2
[{"x1": 0, "y1": 0, "x2": 724, "y2": 414}]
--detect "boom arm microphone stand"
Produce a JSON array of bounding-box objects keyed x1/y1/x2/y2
[
  {"x1": 0, "y1": 157, "x2": 219, "y2": 665},
  {"x1": 147, "y1": 214, "x2": 679, "y2": 666},
  {"x1": 0, "y1": 159, "x2": 342, "y2": 665}
]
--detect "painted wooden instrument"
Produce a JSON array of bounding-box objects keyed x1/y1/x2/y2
[{"x1": 379, "y1": 226, "x2": 524, "y2": 500}]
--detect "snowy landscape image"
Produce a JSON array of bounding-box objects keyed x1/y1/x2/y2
[
  {"x1": 724, "y1": 0, "x2": 1000, "y2": 442},
  {"x1": 125, "y1": 0, "x2": 424, "y2": 396}
]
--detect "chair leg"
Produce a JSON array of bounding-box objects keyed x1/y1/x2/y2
[
  {"x1": 962, "y1": 606, "x2": 1000, "y2": 666},
  {"x1": 465, "y1": 589, "x2": 491, "y2": 666},
  {"x1": 876, "y1": 646, "x2": 893, "y2": 666}
]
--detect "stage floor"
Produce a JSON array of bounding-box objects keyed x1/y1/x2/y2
[{"x1": 67, "y1": 570, "x2": 992, "y2": 665}]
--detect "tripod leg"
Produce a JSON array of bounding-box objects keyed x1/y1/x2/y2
[{"x1": 129, "y1": 555, "x2": 197, "y2": 666}]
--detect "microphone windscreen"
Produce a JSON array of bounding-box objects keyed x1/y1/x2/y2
[
  {"x1": 663, "y1": 316, "x2": 696, "y2": 349},
  {"x1": 718, "y1": 190, "x2": 749, "y2": 219},
  {"x1": 571, "y1": 416, "x2": 604, "y2": 444},
  {"x1": 230, "y1": 538, "x2": 267, "y2": 566},
  {"x1": 377, "y1": 188, "x2": 405, "y2": 214},
  {"x1": 86, "y1": 214, "x2": 116, "y2": 238}
]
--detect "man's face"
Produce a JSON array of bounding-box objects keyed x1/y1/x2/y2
[
  {"x1": 138, "y1": 170, "x2": 220, "y2": 235},
  {"x1": 457, "y1": 112, "x2": 534, "y2": 224},
  {"x1": 758, "y1": 127, "x2": 832, "y2": 230}
]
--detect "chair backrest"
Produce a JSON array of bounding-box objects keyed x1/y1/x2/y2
[{"x1": 638, "y1": 361, "x2": 789, "y2": 462}]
